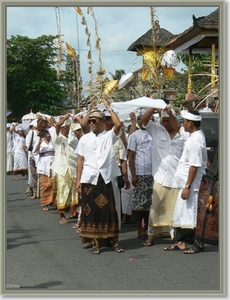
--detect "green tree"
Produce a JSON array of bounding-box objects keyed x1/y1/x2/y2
[
  {"x1": 109, "y1": 69, "x2": 125, "y2": 81},
  {"x1": 7, "y1": 35, "x2": 69, "y2": 119}
]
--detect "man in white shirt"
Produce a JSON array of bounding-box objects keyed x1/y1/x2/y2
[
  {"x1": 75, "y1": 101, "x2": 125, "y2": 255},
  {"x1": 128, "y1": 113, "x2": 154, "y2": 239},
  {"x1": 163, "y1": 107, "x2": 207, "y2": 254},
  {"x1": 140, "y1": 108, "x2": 185, "y2": 246}
]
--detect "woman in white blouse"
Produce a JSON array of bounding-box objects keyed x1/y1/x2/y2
[{"x1": 33, "y1": 129, "x2": 56, "y2": 211}]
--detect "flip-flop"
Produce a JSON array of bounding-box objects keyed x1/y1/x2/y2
[
  {"x1": 184, "y1": 245, "x2": 203, "y2": 254},
  {"x1": 91, "y1": 247, "x2": 101, "y2": 254},
  {"x1": 142, "y1": 239, "x2": 154, "y2": 247},
  {"x1": 72, "y1": 223, "x2": 80, "y2": 229},
  {"x1": 113, "y1": 244, "x2": 125, "y2": 253},
  {"x1": 164, "y1": 243, "x2": 187, "y2": 251},
  {"x1": 59, "y1": 219, "x2": 68, "y2": 225}
]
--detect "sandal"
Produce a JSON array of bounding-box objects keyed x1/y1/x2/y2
[
  {"x1": 184, "y1": 245, "x2": 203, "y2": 254},
  {"x1": 164, "y1": 243, "x2": 187, "y2": 251},
  {"x1": 76, "y1": 228, "x2": 81, "y2": 234},
  {"x1": 59, "y1": 219, "x2": 68, "y2": 225},
  {"x1": 43, "y1": 206, "x2": 49, "y2": 211},
  {"x1": 113, "y1": 244, "x2": 125, "y2": 253},
  {"x1": 91, "y1": 247, "x2": 101, "y2": 254},
  {"x1": 67, "y1": 215, "x2": 77, "y2": 219},
  {"x1": 142, "y1": 239, "x2": 154, "y2": 247},
  {"x1": 72, "y1": 222, "x2": 80, "y2": 229}
]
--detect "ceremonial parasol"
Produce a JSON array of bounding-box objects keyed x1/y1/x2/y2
[{"x1": 21, "y1": 110, "x2": 37, "y2": 122}]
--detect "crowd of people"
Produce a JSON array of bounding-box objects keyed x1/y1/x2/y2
[{"x1": 6, "y1": 99, "x2": 209, "y2": 255}]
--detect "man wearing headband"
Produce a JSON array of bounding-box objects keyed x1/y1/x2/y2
[
  {"x1": 140, "y1": 106, "x2": 185, "y2": 247},
  {"x1": 75, "y1": 100, "x2": 125, "y2": 255},
  {"x1": 163, "y1": 107, "x2": 207, "y2": 254}
]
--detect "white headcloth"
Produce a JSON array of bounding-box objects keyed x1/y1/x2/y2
[{"x1": 181, "y1": 110, "x2": 202, "y2": 121}]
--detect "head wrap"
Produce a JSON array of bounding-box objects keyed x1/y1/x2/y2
[
  {"x1": 161, "y1": 108, "x2": 177, "y2": 118},
  {"x1": 61, "y1": 119, "x2": 72, "y2": 127},
  {"x1": 6, "y1": 123, "x2": 11, "y2": 128},
  {"x1": 181, "y1": 110, "x2": 202, "y2": 121},
  {"x1": 88, "y1": 109, "x2": 105, "y2": 120},
  {"x1": 71, "y1": 123, "x2": 81, "y2": 132},
  {"x1": 17, "y1": 127, "x2": 23, "y2": 131}
]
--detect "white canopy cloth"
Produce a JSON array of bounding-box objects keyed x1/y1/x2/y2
[{"x1": 98, "y1": 97, "x2": 167, "y2": 122}]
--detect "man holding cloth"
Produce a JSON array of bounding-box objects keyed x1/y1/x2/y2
[{"x1": 163, "y1": 107, "x2": 207, "y2": 254}]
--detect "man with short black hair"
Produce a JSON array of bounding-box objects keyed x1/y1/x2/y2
[
  {"x1": 140, "y1": 107, "x2": 185, "y2": 247},
  {"x1": 163, "y1": 108, "x2": 207, "y2": 254}
]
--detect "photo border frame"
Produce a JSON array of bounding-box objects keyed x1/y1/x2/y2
[{"x1": 1, "y1": 0, "x2": 228, "y2": 298}]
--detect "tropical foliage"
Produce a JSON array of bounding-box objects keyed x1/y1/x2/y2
[{"x1": 7, "y1": 35, "x2": 70, "y2": 119}]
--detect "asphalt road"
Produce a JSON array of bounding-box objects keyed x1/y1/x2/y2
[{"x1": 4, "y1": 173, "x2": 223, "y2": 297}]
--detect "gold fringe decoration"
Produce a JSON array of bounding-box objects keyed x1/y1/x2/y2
[{"x1": 74, "y1": 7, "x2": 83, "y2": 16}]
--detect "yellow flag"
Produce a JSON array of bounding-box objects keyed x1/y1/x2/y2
[
  {"x1": 74, "y1": 7, "x2": 83, "y2": 16},
  {"x1": 65, "y1": 42, "x2": 74, "y2": 57},
  {"x1": 104, "y1": 80, "x2": 118, "y2": 95}
]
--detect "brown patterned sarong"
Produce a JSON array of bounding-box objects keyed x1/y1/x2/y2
[
  {"x1": 39, "y1": 174, "x2": 57, "y2": 207},
  {"x1": 80, "y1": 174, "x2": 119, "y2": 242}
]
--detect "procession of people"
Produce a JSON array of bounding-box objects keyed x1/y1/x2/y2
[{"x1": 6, "y1": 97, "x2": 218, "y2": 255}]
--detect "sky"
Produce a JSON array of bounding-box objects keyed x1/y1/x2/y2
[{"x1": 6, "y1": 5, "x2": 219, "y2": 92}]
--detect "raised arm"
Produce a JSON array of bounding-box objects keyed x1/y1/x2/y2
[
  {"x1": 103, "y1": 100, "x2": 121, "y2": 136},
  {"x1": 128, "y1": 112, "x2": 138, "y2": 135},
  {"x1": 73, "y1": 113, "x2": 90, "y2": 134},
  {"x1": 9, "y1": 122, "x2": 18, "y2": 133},
  {"x1": 164, "y1": 106, "x2": 181, "y2": 133},
  {"x1": 140, "y1": 108, "x2": 155, "y2": 126},
  {"x1": 55, "y1": 113, "x2": 71, "y2": 136}
]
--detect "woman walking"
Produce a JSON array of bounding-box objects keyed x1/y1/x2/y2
[{"x1": 33, "y1": 129, "x2": 56, "y2": 211}]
